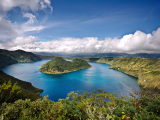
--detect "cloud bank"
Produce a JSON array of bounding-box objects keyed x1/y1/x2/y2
[{"x1": 1, "y1": 27, "x2": 160, "y2": 54}]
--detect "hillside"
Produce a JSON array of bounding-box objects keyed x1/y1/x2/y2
[
  {"x1": 39, "y1": 57, "x2": 92, "y2": 74},
  {"x1": 0, "y1": 70, "x2": 43, "y2": 101},
  {"x1": 0, "y1": 49, "x2": 42, "y2": 67},
  {"x1": 0, "y1": 49, "x2": 43, "y2": 101},
  {"x1": 84, "y1": 57, "x2": 160, "y2": 90}
]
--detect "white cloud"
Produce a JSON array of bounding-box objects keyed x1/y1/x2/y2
[
  {"x1": 40, "y1": 0, "x2": 53, "y2": 13},
  {"x1": 0, "y1": 0, "x2": 53, "y2": 13},
  {"x1": 21, "y1": 13, "x2": 47, "y2": 32},
  {"x1": 0, "y1": 15, "x2": 21, "y2": 41},
  {"x1": 1, "y1": 36, "x2": 38, "y2": 50},
  {"x1": 1, "y1": 27, "x2": 160, "y2": 53},
  {"x1": 23, "y1": 13, "x2": 38, "y2": 24},
  {"x1": 3, "y1": 36, "x2": 38, "y2": 46},
  {"x1": 23, "y1": 25, "x2": 46, "y2": 32},
  {"x1": 0, "y1": 28, "x2": 160, "y2": 53},
  {"x1": 0, "y1": 13, "x2": 47, "y2": 42}
]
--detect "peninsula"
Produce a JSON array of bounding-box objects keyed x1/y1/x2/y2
[{"x1": 39, "y1": 57, "x2": 92, "y2": 74}]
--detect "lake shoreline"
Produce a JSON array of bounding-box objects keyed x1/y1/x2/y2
[
  {"x1": 1, "y1": 59, "x2": 140, "y2": 101},
  {"x1": 84, "y1": 57, "x2": 160, "y2": 92}
]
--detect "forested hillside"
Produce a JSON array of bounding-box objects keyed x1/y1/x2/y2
[
  {"x1": 0, "y1": 70, "x2": 43, "y2": 103},
  {"x1": 0, "y1": 49, "x2": 42, "y2": 67},
  {"x1": 84, "y1": 57, "x2": 160, "y2": 90}
]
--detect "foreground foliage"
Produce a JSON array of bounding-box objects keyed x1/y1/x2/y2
[
  {"x1": 0, "y1": 70, "x2": 43, "y2": 101},
  {"x1": 0, "y1": 81, "x2": 21, "y2": 105},
  {"x1": 0, "y1": 85, "x2": 160, "y2": 120}
]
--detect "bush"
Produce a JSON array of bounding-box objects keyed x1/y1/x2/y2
[
  {"x1": 0, "y1": 80, "x2": 21, "y2": 105},
  {"x1": 0, "y1": 88, "x2": 160, "y2": 120}
]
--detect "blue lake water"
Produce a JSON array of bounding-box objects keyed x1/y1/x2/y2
[{"x1": 1, "y1": 59, "x2": 140, "y2": 101}]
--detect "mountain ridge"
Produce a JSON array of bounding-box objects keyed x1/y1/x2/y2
[{"x1": 0, "y1": 49, "x2": 42, "y2": 67}]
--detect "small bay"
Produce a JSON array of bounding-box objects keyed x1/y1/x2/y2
[{"x1": 1, "y1": 59, "x2": 140, "y2": 101}]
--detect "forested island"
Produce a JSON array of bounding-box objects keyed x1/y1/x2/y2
[{"x1": 39, "y1": 57, "x2": 92, "y2": 74}]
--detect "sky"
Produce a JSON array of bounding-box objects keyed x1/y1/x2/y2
[{"x1": 0, "y1": 0, "x2": 160, "y2": 53}]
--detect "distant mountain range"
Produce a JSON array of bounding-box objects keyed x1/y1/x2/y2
[
  {"x1": 1, "y1": 49, "x2": 160, "y2": 68},
  {"x1": 34, "y1": 52, "x2": 160, "y2": 59}
]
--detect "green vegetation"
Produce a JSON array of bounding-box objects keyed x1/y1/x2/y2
[
  {"x1": 0, "y1": 80, "x2": 21, "y2": 105},
  {"x1": 0, "y1": 70, "x2": 43, "y2": 101},
  {"x1": 39, "y1": 57, "x2": 92, "y2": 74},
  {"x1": 0, "y1": 84, "x2": 160, "y2": 120},
  {"x1": 84, "y1": 57, "x2": 160, "y2": 91},
  {"x1": 0, "y1": 56, "x2": 160, "y2": 119},
  {"x1": 0, "y1": 49, "x2": 42, "y2": 67}
]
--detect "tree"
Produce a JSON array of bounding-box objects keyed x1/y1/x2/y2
[{"x1": 0, "y1": 80, "x2": 21, "y2": 104}]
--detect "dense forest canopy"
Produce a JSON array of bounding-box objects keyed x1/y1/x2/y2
[{"x1": 39, "y1": 57, "x2": 92, "y2": 74}]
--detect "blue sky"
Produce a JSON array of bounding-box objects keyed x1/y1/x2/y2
[{"x1": 0, "y1": 0, "x2": 160, "y2": 53}]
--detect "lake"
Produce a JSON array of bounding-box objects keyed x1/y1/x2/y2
[{"x1": 1, "y1": 59, "x2": 140, "y2": 101}]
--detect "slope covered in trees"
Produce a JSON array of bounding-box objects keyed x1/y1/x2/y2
[
  {"x1": 39, "y1": 57, "x2": 92, "y2": 74},
  {"x1": 0, "y1": 49, "x2": 42, "y2": 67},
  {"x1": 84, "y1": 57, "x2": 160, "y2": 90},
  {"x1": 0, "y1": 70, "x2": 43, "y2": 102}
]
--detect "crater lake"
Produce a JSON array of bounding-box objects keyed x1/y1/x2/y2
[{"x1": 0, "y1": 59, "x2": 140, "y2": 101}]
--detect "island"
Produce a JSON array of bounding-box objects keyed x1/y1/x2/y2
[{"x1": 39, "y1": 57, "x2": 92, "y2": 74}]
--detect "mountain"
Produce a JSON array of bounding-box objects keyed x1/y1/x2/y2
[
  {"x1": 39, "y1": 57, "x2": 92, "y2": 74},
  {"x1": 0, "y1": 49, "x2": 42, "y2": 67},
  {"x1": 36, "y1": 54, "x2": 56, "y2": 59},
  {"x1": 34, "y1": 52, "x2": 160, "y2": 58}
]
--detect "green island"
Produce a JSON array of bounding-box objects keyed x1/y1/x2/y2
[{"x1": 39, "y1": 57, "x2": 92, "y2": 74}]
